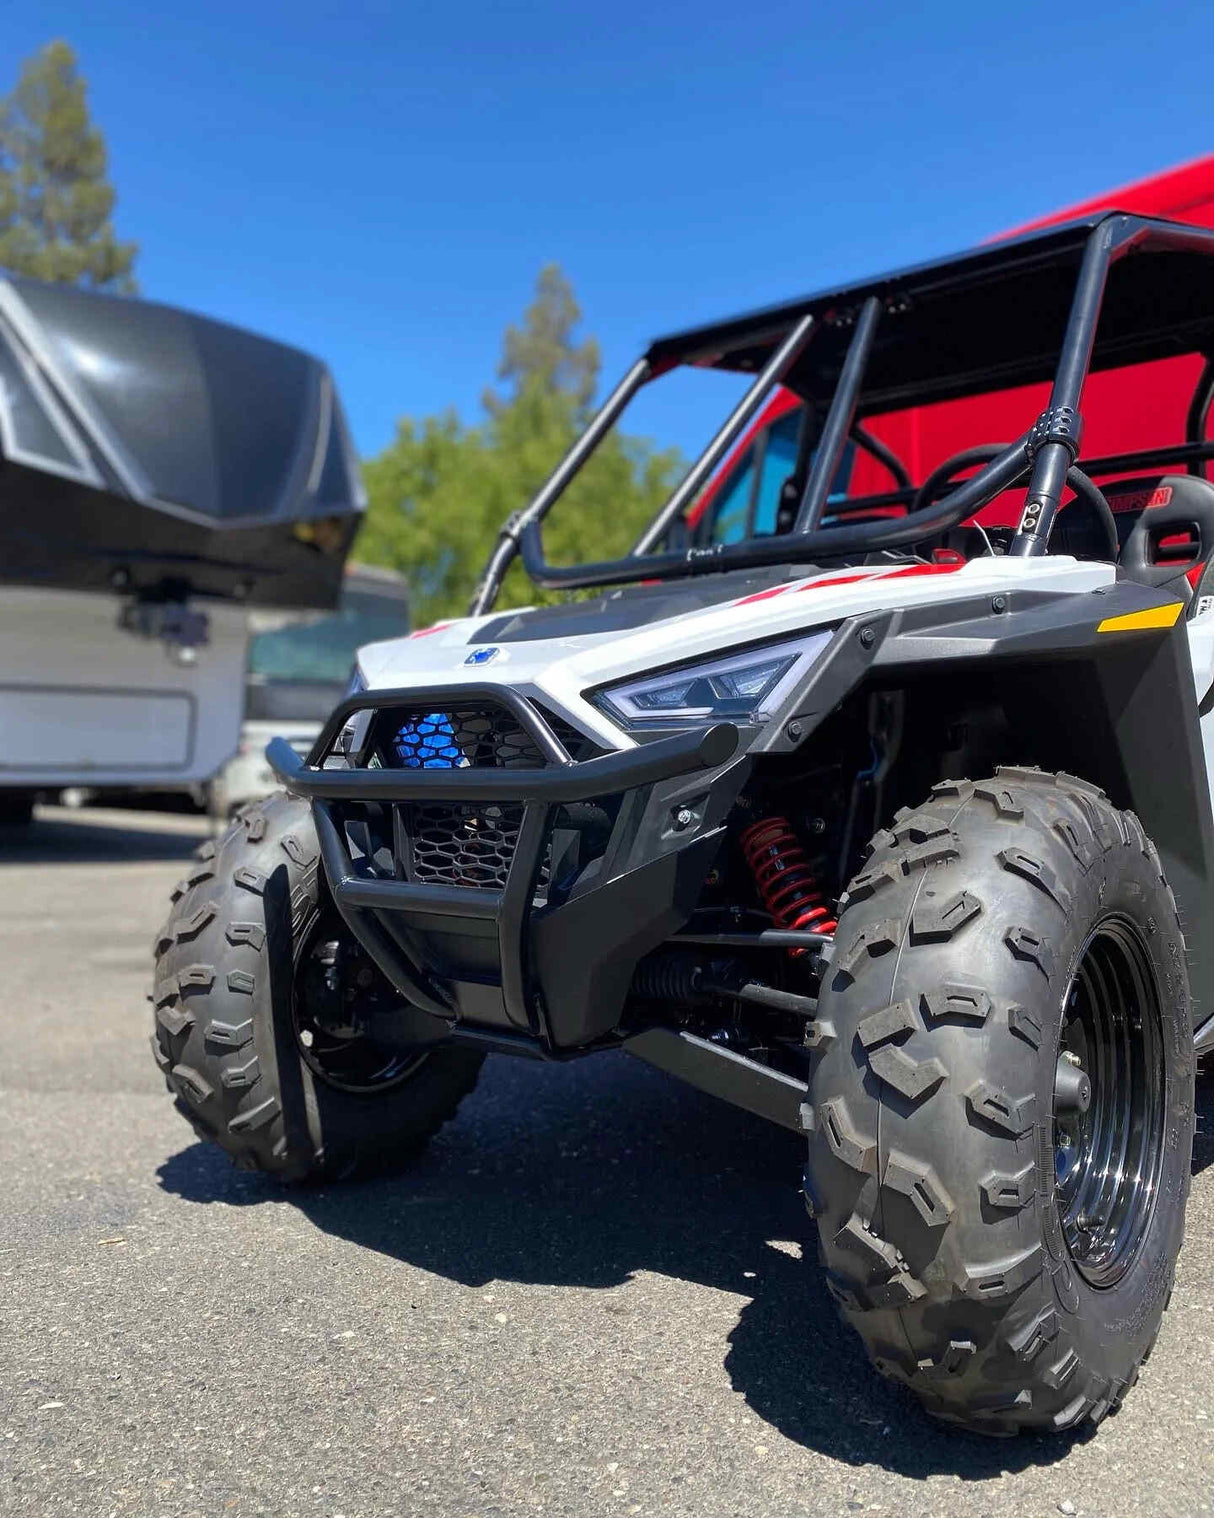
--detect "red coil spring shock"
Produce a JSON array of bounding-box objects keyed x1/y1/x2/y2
[{"x1": 739, "y1": 815, "x2": 837, "y2": 943}]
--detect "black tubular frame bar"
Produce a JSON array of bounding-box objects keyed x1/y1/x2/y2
[
  {"x1": 630, "y1": 312, "x2": 817, "y2": 556},
  {"x1": 467, "y1": 356, "x2": 654, "y2": 616},
  {"x1": 794, "y1": 295, "x2": 883, "y2": 533},
  {"x1": 1185, "y1": 356, "x2": 1214, "y2": 478},
  {"x1": 1008, "y1": 216, "x2": 1214, "y2": 554},
  {"x1": 468, "y1": 213, "x2": 1214, "y2": 601}
]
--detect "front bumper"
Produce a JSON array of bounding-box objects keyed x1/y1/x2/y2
[{"x1": 268, "y1": 686, "x2": 748, "y2": 1051}]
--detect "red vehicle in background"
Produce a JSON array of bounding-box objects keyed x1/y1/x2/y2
[{"x1": 692, "y1": 154, "x2": 1214, "y2": 545}]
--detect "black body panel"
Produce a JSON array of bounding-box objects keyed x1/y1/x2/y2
[{"x1": 472, "y1": 564, "x2": 810, "y2": 643}]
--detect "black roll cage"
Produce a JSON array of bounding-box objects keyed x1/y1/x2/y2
[{"x1": 468, "y1": 213, "x2": 1214, "y2": 614}]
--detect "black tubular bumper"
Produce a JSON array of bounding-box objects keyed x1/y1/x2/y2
[
  {"x1": 266, "y1": 721, "x2": 738, "y2": 805},
  {"x1": 266, "y1": 695, "x2": 746, "y2": 1051}
]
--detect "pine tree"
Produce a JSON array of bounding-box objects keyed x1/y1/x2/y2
[
  {"x1": 0, "y1": 41, "x2": 138, "y2": 290},
  {"x1": 486, "y1": 263, "x2": 600, "y2": 415}
]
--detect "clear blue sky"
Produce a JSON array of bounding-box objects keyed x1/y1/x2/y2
[{"x1": 8, "y1": 1, "x2": 1214, "y2": 460}]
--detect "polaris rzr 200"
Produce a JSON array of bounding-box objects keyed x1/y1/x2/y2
[{"x1": 153, "y1": 212, "x2": 1214, "y2": 1435}]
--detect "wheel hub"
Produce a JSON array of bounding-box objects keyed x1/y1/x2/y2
[
  {"x1": 1054, "y1": 917, "x2": 1166, "y2": 1288},
  {"x1": 293, "y1": 920, "x2": 430, "y2": 1093}
]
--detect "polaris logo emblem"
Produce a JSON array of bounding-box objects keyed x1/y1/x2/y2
[{"x1": 465, "y1": 646, "x2": 500, "y2": 666}]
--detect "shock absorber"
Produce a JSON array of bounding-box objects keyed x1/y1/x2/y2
[{"x1": 739, "y1": 816, "x2": 837, "y2": 943}]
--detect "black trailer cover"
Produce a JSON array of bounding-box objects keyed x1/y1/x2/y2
[{"x1": 0, "y1": 275, "x2": 365, "y2": 608}]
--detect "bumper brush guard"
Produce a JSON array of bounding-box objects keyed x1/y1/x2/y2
[{"x1": 267, "y1": 685, "x2": 741, "y2": 1053}]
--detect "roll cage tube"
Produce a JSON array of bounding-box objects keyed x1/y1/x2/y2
[
  {"x1": 630, "y1": 313, "x2": 818, "y2": 557},
  {"x1": 850, "y1": 421, "x2": 911, "y2": 490},
  {"x1": 517, "y1": 437, "x2": 1035, "y2": 588},
  {"x1": 468, "y1": 356, "x2": 654, "y2": 615},
  {"x1": 467, "y1": 314, "x2": 816, "y2": 614},
  {"x1": 794, "y1": 296, "x2": 883, "y2": 533},
  {"x1": 915, "y1": 445, "x2": 1119, "y2": 561},
  {"x1": 1184, "y1": 355, "x2": 1214, "y2": 480},
  {"x1": 1008, "y1": 214, "x2": 1214, "y2": 555},
  {"x1": 474, "y1": 214, "x2": 1214, "y2": 603}
]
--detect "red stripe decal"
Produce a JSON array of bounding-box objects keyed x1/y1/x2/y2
[
  {"x1": 735, "y1": 561, "x2": 961, "y2": 607},
  {"x1": 735, "y1": 585, "x2": 791, "y2": 606},
  {"x1": 795, "y1": 571, "x2": 881, "y2": 593},
  {"x1": 882, "y1": 563, "x2": 966, "y2": 579}
]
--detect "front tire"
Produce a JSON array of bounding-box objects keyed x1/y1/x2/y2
[
  {"x1": 151, "y1": 793, "x2": 483, "y2": 1180},
  {"x1": 805, "y1": 768, "x2": 1194, "y2": 1435}
]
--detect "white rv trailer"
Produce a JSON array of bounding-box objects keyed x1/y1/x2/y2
[{"x1": 0, "y1": 274, "x2": 366, "y2": 822}]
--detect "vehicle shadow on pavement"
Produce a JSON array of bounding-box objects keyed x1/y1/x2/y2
[
  {"x1": 0, "y1": 810, "x2": 214, "y2": 864},
  {"x1": 157, "y1": 1050, "x2": 1112, "y2": 1480}
]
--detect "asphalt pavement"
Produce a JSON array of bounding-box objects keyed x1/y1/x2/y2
[{"x1": 2, "y1": 804, "x2": 1212, "y2": 1518}]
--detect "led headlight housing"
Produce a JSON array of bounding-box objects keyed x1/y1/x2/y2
[{"x1": 591, "y1": 630, "x2": 833, "y2": 732}]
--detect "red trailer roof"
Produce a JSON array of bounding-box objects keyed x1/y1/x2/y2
[{"x1": 1003, "y1": 153, "x2": 1214, "y2": 236}]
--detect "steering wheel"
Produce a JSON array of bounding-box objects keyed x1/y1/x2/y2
[{"x1": 913, "y1": 445, "x2": 1119, "y2": 562}]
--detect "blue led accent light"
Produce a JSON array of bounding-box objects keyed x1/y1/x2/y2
[{"x1": 392, "y1": 712, "x2": 464, "y2": 768}]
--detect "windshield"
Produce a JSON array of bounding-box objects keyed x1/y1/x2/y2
[{"x1": 249, "y1": 586, "x2": 410, "y2": 683}]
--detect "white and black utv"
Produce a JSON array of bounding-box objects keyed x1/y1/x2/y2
[{"x1": 153, "y1": 212, "x2": 1214, "y2": 1436}]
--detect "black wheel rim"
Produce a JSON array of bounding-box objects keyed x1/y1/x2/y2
[
  {"x1": 1055, "y1": 916, "x2": 1166, "y2": 1289},
  {"x1": 292, "y1": 916, "x2": 428, "y2": 1094}
]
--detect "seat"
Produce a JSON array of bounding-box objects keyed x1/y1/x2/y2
[{"x1": 1113, "y1": 474, "x2": 1214, "y2": 613}]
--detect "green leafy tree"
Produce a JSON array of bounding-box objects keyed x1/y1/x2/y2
[
  {"x1": 361, "y1": 265, "x2": 683, "y2": 627},
  {"x1": 0, "y1": 41, "x2": 138, "y2": 290}
]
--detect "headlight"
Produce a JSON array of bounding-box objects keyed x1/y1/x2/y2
[{"x1": 591, "y1": 631, "x2": 833, "y2": 731}]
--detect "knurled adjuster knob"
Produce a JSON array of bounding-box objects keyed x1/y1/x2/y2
[{"x1": 1026, "y1": 405, "x2": 1084, "y2": 462}]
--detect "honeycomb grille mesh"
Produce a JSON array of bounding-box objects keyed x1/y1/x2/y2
[{"x1": 406, "y1": 802, "x2": 528, "y2": 891}]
